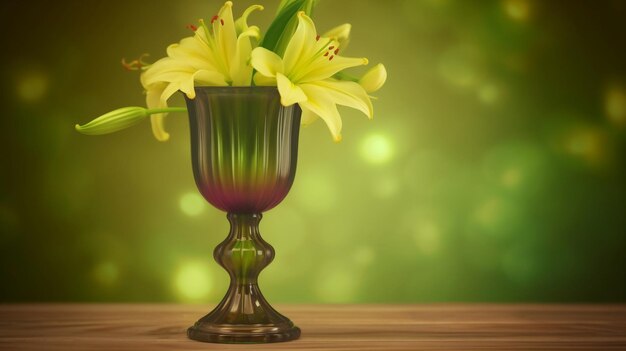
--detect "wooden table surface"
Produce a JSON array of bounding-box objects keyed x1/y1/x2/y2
[{"x1": 1, "y1": 304, "x2": 625, "y2": 350}]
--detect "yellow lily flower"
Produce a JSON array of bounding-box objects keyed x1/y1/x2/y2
[
  {"x1": 251, "y1": 12, "x2": 372, "y2": 142},
  {"x1": 141, "y1": 1, "x2": 263, "y2": 141}
]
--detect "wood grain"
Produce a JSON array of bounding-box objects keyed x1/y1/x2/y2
[{"x1": 1, "y1": 304, "x2": 625, "y2": 350}]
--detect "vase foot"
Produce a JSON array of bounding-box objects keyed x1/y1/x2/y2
[
  {"x1": 187, "y1": 213, "x2": 301, "y2": 344},
  {"x1": 187, "y1": 323, "x2": 301, "y2": 343}
]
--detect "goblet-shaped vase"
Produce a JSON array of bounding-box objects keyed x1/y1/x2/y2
[{"x1": 184, "y1": 87, "x2": 301, "y2": 343}]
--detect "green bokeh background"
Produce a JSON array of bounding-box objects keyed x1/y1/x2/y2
[{"x1": 1, "y1": 0, "x2": 625, "y2": 303}]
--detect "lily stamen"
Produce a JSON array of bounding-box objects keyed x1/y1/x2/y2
[
  {"x1": 186, "y1": 24, "x2": 198, "y2": 32},
  {"x1": 121, "y1": 59, "x2": 137, "y2": 71},
  {"x1": 121, "y1": 53, "x2": 152, "y2": 71}
]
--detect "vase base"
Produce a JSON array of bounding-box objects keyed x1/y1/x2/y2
[{"x1": 187, "y1": 324, "x2": 301, "y2": 343}]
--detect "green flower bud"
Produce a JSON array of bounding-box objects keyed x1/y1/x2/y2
[{"x1": 75, "y1": 107, "x2": 149, "y2": 135}]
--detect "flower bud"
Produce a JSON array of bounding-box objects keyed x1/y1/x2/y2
[
  {"x1": 359, "y1": 63, "x2": 387, "y2": 93},
  {"x1": 75, "y1": 107, "x2": 148, "y2": 135}
]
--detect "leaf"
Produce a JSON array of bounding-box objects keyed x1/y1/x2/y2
[
  {"x1": 259, "y1": 0, "x2": 305, "y2": 54},
  {"x1": 272, "y1": 0, "x2": 319, "y2": 55},
  {"x1": 276, "y1": 0, "x2": 297, "y2": 14}
]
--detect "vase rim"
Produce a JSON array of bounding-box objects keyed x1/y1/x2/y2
[{"x1": 193, "y1": 86, "x2": 278, "y2": 92}]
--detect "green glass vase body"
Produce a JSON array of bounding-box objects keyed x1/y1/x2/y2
[{"x1": 184, "y1": 87, "x2": 301, "y2": 343}]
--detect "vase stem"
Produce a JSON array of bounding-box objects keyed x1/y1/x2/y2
[
  {"x1": 216, "y1": 213, "x2": 272, "y2": 289},
  {"x1": 187, "y1": 213, "x2": 300, "y2": 343}
]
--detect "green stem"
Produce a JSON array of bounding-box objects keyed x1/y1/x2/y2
[{"x1": 334, "y1": 71, "x2": 359, "y2": 82}]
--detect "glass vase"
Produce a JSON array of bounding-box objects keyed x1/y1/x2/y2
[{"x1": 184, "y1": 87, "x2": 301, "y2": 343}]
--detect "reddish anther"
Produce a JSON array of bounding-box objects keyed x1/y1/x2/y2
[
  {"x1": 334, "y1": 48, "x2": 339, "y2": 55},
  {"x1": 329, "y1": 55, "x2": 335, "y2": 61},
  {"x1": 324, "y1": 52, "x2": 329, "y2": 57},
  {"x1": 186, "y1": 24, "x2": 198, "y2": 31},
  {"x1": 328, "y1": 46, "x2": 335, "y2": 50},
  {"x1": 122, "y1": 59, "x2": 139, "y2": 71},
  {"x1": 220, "y1": 19, "x2": 225, "y2": 26},
  {"x1": 211, "y1": 15, "x2": 219, "y2": 24},
  {"x1": 316, "y1": 34, "x2": 320, "y2": 41}
]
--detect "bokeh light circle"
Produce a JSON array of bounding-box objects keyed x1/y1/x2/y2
[
  {"x1": 179, "y1": 192, "x2": 207, "y2": 216},
  {"x1": 16, "y1": 69, "x2": 49, "y2": 103},
  {"x1": 173, "y1": 261, "x2": 213, "y2": 302},
  {"x1": 361, "y1": 134, "x2": 394, "y2": 164}
]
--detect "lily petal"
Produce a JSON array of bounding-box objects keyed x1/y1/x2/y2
[
  {"x1": 166, "y1": 36, "x2": 220, "y2": 72},
  {"x1": 141, "y1": 57, "x2": 196, "y2": 87},
  {"x1": 299, "y1": 83, "x2": 343, "y2": 142},
  {"x1": 283, "y1": 11, "x2": 318, "y2": 74},
  {"x1": 194, "y1": 69, "x2": 229, "y2": 86},
  {"x1": 306, "y1": 79, "x2": 373, "y2": 119},
  {"x1": 253, "y1": 72, "x2": 277, "y2": 86},
  {"x1": 277, "y1": 72, "x2": 307, "y2": 106},
  {"x1": 213, "y1": 1, "x2": 238, "y2": 73},
  {"x1": 300, "y1": 107, "x2": 318, "y2": 126},
  {"x1": 298, "y1": 55, "x2": 368, "y2": 83},
  {"x1": 250, "y1": 47, "x2": 284, "y2": 78},
  {"x1": 323, "y1": 23, "x2": 351, "y2": 50},
  {"x1": 359, "y1": 63, "x2": 387, "y2": 93},
  {"x1": 180, "y1": 69, "x2": 228, "y2": 99},
  {"x1": 145, "y1": 83, "x2": 166, "y2": 111},
  {"x1": 148, "y1": 82, "x2": 180, "y2": 142},
  {"x1": 235, "y1": 4, "x2": 264, "y2": 35},
  {"x1": 145, "y1": 83, "x2": 168, "y2": 141},
  {"x1": 231, "y1": 26, "x2": 261, "y2": 86}
]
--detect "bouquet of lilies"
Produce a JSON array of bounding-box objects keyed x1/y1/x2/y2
[{"x1": 75, "y1": 0, "x2": 386, "y2": 142}]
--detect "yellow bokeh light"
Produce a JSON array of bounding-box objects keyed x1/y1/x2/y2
[
  {"x1": 605, "y1": 85, "x2": 626, "y2": 127},
  {"x1": 503, "y1": 0, "x2": 530, "y2": 22},
  {"x1": 500, "y1": 167, "x2": 523, "y2": 188},
  {"x1": 179, "y1": 192, "x2": 206, "y2": 216},
  {"x1": 361, "y1": 134, "x2": 394, "y2": 164},
  {"x1": 16, "y1": 70, "x2": 49, "y2": 103},
  {"x1": 563, "y1": 126, "x2": 608, "y2": 166},
  {"x1": 173, "y1": 261, "x2": 212, "y2": 302},
  {"x1": 478, "y1": 84, "x2": 500, "y2": 105}
]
